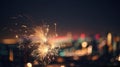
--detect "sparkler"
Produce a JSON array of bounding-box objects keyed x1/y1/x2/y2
[{"x1": 17, "y1": 25, "x2": 60, "y2": 66}]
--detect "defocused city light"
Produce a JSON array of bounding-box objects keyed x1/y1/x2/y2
[
  {"x1": 60, "y1": 65, "x2": 65, "y2": 67},
  {"x1": 57, "y1": 57, "x2": 64, "y2": 63},
  {"x1": 91, "y1": 55, "x2": 99, "y2": 61},
  {"x1": 69, "y1": 63, "x2": 75, "y2": 67},
  {"x1": 33, "y1": 60, "x2": 39, "y2": 65},
  {"x1": 9, "y1": 49, "x2": 14, "y2": 62},
  {"x1": 107, "y1": 33, "x2": 113, "y2": 52},
  {"x1": 26, "y1": 62, "x2": 32, "y2": 67},
  {"x1": 118, "y1": 55, "x2": 120, "y2": 62},
  {"x1": 87, "y1": 45, "x2": 92, "y2": 54},
  {"x1": 81, "y1": 41, "x2": 88, "y2": 48},
  {"x1": 107, "y1": 33, "x2": 112, "y2": 45},
  {"x1": 80, "y1": 33, "x2": 85, "y2": 39},
  {"x1": 15, "y1": 35, "x2": 19, "y2": 38},
  {"x1": 2, "y1": 39, "x2": 17, "y2": 44},
  {"x1": 73, "y1": 56, "x2": 79, "y2": 60}
]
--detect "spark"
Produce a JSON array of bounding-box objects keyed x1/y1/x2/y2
[{"x1": 21, "y1": 25, "x2": 27, "y2": 28}]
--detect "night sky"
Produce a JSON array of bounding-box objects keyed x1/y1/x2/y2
[{"x1": 0, "y1": 0, "x2": 120, "y2": 38}]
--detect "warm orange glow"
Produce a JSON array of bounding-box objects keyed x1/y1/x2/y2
[
  {"x1": 75, "y1": 49, "x2": 87, "y2": 56},
  {"x1": 2, "y1": 39, "x2": 17, "y2": 44},
  {"x1": 33, "y1": 60, "x2": 39, "y2": 65},
  {"x1": 91, "y1": 55, "x2": 99, "y2": 61},
  {"x1": 57, "y1": 57, "x2": 64, "y2": 63},
  {"x1": 115, "y1": 36, "x2": 120, "y2": 42},
  {"x1": 107, "y1": 33, "x2": 113, "y2": 52},
  {"x1": 107, "y1": 33, "x2": 112, "y2": 46},
  {"x1": 9, "y1": 49, "x2": 14, "y2": 61}
]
